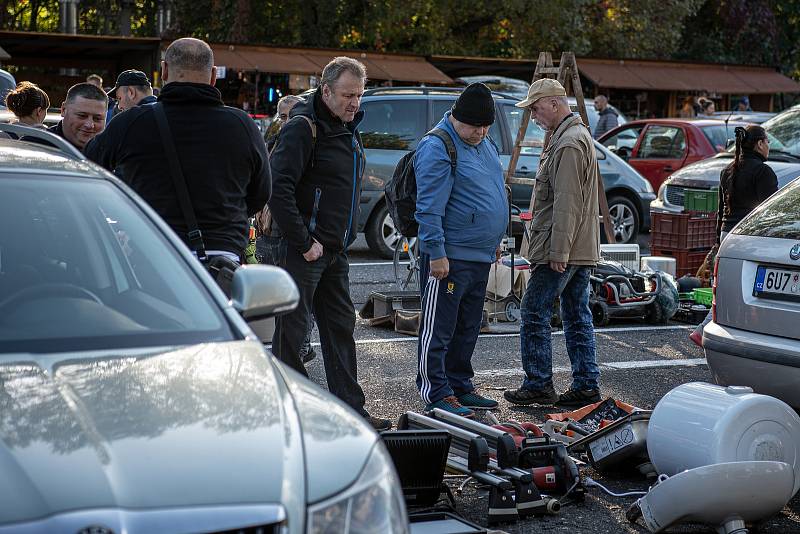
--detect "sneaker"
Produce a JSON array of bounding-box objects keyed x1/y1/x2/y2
[
  {"x1": 365, "y1": 414, "x2": 392, "y2": 431},
  {"x1": 301, "y1": 347, "x2": 317, "y2": 364},
  {"x1": 457, "y1": 391, "x2": 499, "y2": 409},
  {"x1": 556, "y1": 388, "x2": 601, "y2": 408},
  {"x1": 503, "y1": 385, "x2": 558, "y2": 406},
  {"x1": 425, "y1": 396, "x2": 475, "y2": 418}
]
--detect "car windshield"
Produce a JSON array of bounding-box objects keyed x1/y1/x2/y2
[
  {"x1": 0, "y1": 175, "x2": 234, "y2": 353},
  {"x1": 727, "y1": 108, "x2": 800, "y2": 157},
  {"x1": 702, "y1": 124, "x2": 739, "y2": 152},
  {"x1": 735, "y1": 177, "x2": 800, "y2": 240}
]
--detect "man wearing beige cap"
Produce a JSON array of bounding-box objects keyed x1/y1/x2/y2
[{"x1": 504, "y1": 78, "x2": 602, "y2": 408}]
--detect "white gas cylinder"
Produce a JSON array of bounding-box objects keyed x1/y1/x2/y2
[{"x1": 648, "y1": 382, "x2": 800, "y2": 496}]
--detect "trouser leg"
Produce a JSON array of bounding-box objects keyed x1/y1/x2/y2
[
  {"x1": 417, "y1": 253, "x2": 462, "y2": 404},
  {"x1": 559, "y1": 266, "x2": 600, "y2": 390},
  {"x1": 312, "y1": 250, "x2": 367, "y2": 416},
  {"x1": 271, "y1": 246, "x2": 324, "y2": 376},
  {"x1": 520, "y1": 265, "x2": 568, "y2": 390},
  {"x1": 445, "y1": 261, "x2": 491, "y2": 396}
]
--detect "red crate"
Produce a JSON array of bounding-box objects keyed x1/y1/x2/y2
[
  {"x1": 650, "y1": 212, "x2": 717, "y2": 250},
  {"x1": 650, "y1": 247, "x2": 710, "y2": 278}
]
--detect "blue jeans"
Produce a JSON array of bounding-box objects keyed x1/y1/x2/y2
[{"x1": 520, "y1": 264, "x2": 599, "y2": 391}]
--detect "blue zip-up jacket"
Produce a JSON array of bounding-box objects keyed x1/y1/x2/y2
[{"x1": 414, "y1": 112, "x2": 508, "y2": 263}]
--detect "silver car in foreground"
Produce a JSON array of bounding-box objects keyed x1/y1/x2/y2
[
  {"x1": 0, "y1": 133, "x2": 407, "y2": 533},
  {"x1": 704, "y1": 177, "x2": 800, "y2": 407}
]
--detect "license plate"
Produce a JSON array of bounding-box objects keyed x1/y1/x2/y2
[
  {"x1": 588, "y1": 423, "x2": 635, "y2": 462},
  {"x1": 754, "y1": 266, "x2": 800, "y2": 299}
]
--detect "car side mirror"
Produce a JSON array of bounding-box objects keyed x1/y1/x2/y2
[{"x1": 231, "y1": 265, "x2": 299, "y2": 320}]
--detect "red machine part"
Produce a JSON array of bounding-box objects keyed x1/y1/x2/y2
[{"x1": 531, "y1": 466, "x2": 558, "y2": 492}]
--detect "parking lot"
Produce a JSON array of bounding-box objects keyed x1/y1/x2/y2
[{"x1": 300, "y1": 235, "x2": 800, "y2": 533}]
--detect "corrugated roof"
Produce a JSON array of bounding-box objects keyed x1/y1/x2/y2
[{"x1": 580, "y1": 59, "x2": 800, "y2": 94}]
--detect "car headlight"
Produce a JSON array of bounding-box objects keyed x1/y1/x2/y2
[
  {"x1": 307, "y1": 442, "x2": 408, "y2": 534},
  {"x1": 656, "y1": 183, "x2": 666, "y2": 201}
]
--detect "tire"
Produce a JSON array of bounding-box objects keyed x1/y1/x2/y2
[
  {"x1": 606, "y1": 195, "x2": 640, "y2": 244},
  {"x1": 592, "y1": 301, "x2": 610, "y2": 327},
  {"x1": 645, "y1": 302, "x2": 668, "y2": 324},
  {"x1": 366, "y1": 203, "x2": 403, "y2": 259},
  {"x1": 504, "y1": 297, "x2": 521, "y2": 323}
]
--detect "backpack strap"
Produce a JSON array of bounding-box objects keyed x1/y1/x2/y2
[{"x1": 426, "y1": 127, "x2": 457, "y2": 169}]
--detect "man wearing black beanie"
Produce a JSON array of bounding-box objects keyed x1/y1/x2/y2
[{"x1": 413, "y1": 83, "x2": 508, "y2": 417}]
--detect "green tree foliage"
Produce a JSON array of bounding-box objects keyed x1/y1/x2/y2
[{"x1": 1, "y1": 0, "x2": 799, "y2": 77}]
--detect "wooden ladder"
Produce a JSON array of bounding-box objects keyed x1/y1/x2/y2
[{"x1": 506, "y1": 51, "x2": 615, "y2": 246}]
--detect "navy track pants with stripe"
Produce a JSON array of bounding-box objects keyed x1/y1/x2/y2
[{"x1": 417, "y1": 253, "x2": 491, "y2": 404}]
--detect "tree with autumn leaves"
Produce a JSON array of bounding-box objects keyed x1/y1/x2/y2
[{"x1": 2, "y1": 0, "x2": 799, "y2": 78}]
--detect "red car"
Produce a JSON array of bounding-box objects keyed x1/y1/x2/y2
[{"x1": 598, "y1": 119, "x2": 749, "y2": 192}]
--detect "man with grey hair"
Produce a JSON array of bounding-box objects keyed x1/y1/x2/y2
[
  {"x1": 86, "y1": 37, "x2": 270, "y2": 273},
  {"x1": 504, "y1": 78, "x2": 602, "y2": 408},
  {"x1": 268, "y1": 57, "x2": 391, "y2": 431}
]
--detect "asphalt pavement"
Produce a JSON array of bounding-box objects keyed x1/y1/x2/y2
[{"x1": 301, "y1": 234, "x2": 800, "y2": 533}]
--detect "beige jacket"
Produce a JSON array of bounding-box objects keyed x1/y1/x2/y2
[{"x1": 524, "y1": 114, "x2": 600, "y2": 265}]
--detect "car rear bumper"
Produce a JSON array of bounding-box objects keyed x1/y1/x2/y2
[{"x1": 704, "y1": 321, "x2": 800, "y2": 407}]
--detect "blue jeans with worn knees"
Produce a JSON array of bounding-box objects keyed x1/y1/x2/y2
[{"x1": 520, "y1": 265, "x2": 599, "y2": 391}]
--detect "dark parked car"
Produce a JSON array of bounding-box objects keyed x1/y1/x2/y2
[
  {"x1": 357, "y1": 87, "x2": 653, "y2": 257},
  {"x1": 652, "y1": 106, "x2": 800, "y2": 214},
  {"x1": 598, "y1": 119, "x2": 749, "y2": 194}
]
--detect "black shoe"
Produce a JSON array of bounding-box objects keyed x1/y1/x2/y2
[
  {"x1": 556, "y1": 388, "x2": 601, "y2": 408},
  {"x1": 503, "y1": 385, "x2": 558, "y2": 406},
  {"x1": 301, "y1": 347, "x2": 316, "y2": 364},
  {"x1": 365, "y1": 414, "x2": 392, "y2": 431}
]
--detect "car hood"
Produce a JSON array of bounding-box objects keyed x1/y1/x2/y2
[
  {"x1": 666, "y1": 154, "x2": 800, "y2": 189},
  {"x1": 0, "y1": 341, "x2": 375, "y2": 525}
]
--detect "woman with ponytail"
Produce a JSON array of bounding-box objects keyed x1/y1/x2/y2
[
  {"x1": 690, "y1": 124, "x2": 778, "y2": 346},
  {"x1": 5, "y1": 81, "x2": 50, "y2": 128}
]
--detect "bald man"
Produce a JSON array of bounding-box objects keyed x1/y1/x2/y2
[{"x1": 85, "y1": 38, "x2": 270, "y2": 274}]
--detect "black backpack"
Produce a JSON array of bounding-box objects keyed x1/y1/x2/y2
[{"x1": 384, "y1": 128, "x2": 457, "y2": 238}]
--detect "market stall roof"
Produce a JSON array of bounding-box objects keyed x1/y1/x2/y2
[
  {"x1": 430, "y1": 54, "x2": 800, "y2": 94},
  {"x1": 0, "y1": 30, "x2": 160, "y2": 71},
  {"x1": 578, "y1": 58, "x2": 800, "y2": 94},
  {"x1": 210, "y1": 43, "x2": 452, "y2": 84}
]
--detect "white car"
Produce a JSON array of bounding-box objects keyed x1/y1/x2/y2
[
  {"x1": 704, "y1": 176, "x2": 800, "y2": 408},
  {"x1": 0, "y1": 129, "x2": 408, "y2": 533}
]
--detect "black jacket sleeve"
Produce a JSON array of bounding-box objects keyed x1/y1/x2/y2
[
  {"x1": 267, "y1": 116, "x2": 314, "y2": 254},
  {"x1": 84, "y1": 110, "x2": 133, "y2": 176},
  {"x1": 242, "y1": 116, "x2": 271, "y2": 217},
  {"x1": 755, "y1": 164, "x2": 779, "y2": 203}
]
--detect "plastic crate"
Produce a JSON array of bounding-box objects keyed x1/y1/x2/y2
[
  {"x1": 650, "y1": 247, "x2": 709, "y2": 278},
  {"x1": 692, "y1": 287, "x2": 713, "y2": 307},
  {"x1": 684, "y1": 188, "x2": 718, "y2": 213},
  {"x1": 650, "y1": 212, "x2": 717, "y2": 250}
]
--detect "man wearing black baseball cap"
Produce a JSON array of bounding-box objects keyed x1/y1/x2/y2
[
  {"x1": 413, "y1": 82, "x2": 508, "y2": 417},
  {"x1": 108, "y1": 69, "x2": 156, "y2": 112}
]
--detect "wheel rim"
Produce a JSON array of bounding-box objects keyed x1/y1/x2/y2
[
  {"x1": 609, "y1": 203, "x2": 635, "y2": 243},
  {"x1": 381, "y1": 212, "x2": 403, "y2": 252}
]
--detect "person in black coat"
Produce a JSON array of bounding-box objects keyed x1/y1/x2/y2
[
  {"x1": 268, "y1": 57, "x2": 391, "y2": 431},
  {"x1": 691, "y1": 125, "x2": 777, "y2": 346},
  {"x1": 85, "y1": 38, "x2": 270, "y2": 261}
]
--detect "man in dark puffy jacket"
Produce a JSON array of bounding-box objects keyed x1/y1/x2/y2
[
  {"x1": 593, "y1": 95, "x2": 618, "y2": 139},
  {"x1": 85, "y1": 38, "x2": 270, "y2": 263},
  {"x1": 268, "y1": 57, "x2": 391, "y2": 431}
]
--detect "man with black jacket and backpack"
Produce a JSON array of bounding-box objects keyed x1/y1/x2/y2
[
  {"x1": 268, "y1": 57, "x2": 392, "y2": 432},
  {"x1": 414, "y1": 83, "x2": 508, "y2": 418},
  {"x1": 85, "y1": 38, "x2": 270, "y2": 270}
]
